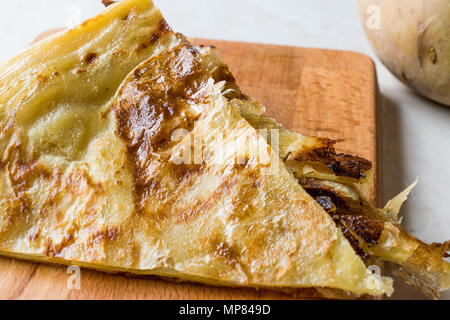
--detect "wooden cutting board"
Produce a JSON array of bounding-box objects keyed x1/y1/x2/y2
[{"x1": 0, "y1": 37, "x2": 379, "y2": 300}]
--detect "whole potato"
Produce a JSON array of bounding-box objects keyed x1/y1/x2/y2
[{"x1": 356, "y1": 0, "x2": 450, "y2": 106}]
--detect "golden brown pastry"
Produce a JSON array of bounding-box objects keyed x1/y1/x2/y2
[{"x1": 0, "y1": 0, "x2": 448, "y2": 299}]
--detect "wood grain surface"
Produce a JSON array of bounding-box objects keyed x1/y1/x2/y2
[{"x1": 0, "y1": 36, "x2": 378, "y2": 300}]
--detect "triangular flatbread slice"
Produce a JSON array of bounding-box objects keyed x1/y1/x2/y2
[
  {"x1": 0, "y1": 0, "x2": 393, "y2": 297},
  {"x1": 196, "y1": 44, "x2": 450, "y2": 299}
]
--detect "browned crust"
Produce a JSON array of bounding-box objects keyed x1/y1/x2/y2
[
  {"x1": 299, "y1": 177, "x2": 379, "y2": 262},
  {"x1": 289, "y1": 139, "x2": 372, "y2": 180},
  {"x1": 299, "y1": 177, "x2": 362, "y2": 215},
  {"x1": 114, "y1": 45, "x2": 211, "y2": 215},
  {"x1": 187, "y1": 40, "x2": 248, "y2": 101},
  {"x1": 83, "y1": 52, "x2": 98, "y2": 65},
  {"x1": 340, "y1": 215, "x2": 383, "y2": 247},
  {"x1": 325, "y1": 218, "x2": 372, "y2": 263},
  {"x1": 135, "y1": 19, "x2": 172, "y2": 53}
]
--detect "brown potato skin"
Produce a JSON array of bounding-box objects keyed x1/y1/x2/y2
[{"x1": 357, "y1": 0, "x2": 450, "y2": 106}]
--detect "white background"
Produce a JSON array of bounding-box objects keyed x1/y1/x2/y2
[{"x1": 0, "y1": 0, "x2": 449, "y2": 300}]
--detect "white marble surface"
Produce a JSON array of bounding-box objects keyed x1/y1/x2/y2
[{"x1": 0, "y1": 0, "x2": 448, "y2": 300}]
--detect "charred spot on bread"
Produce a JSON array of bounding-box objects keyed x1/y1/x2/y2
[{"x1": 83, "y1": 52, "x2": 98, "y2": 65}]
